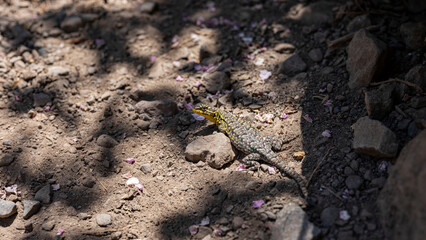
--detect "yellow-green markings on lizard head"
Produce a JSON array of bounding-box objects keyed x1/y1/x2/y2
[{"x1": 192, "y1": 104, "x2": 217, "y2": 123}]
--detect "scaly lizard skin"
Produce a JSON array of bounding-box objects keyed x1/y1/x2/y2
[{"x1": 192, "y1": 103, "x2": 308, "y2": 197}]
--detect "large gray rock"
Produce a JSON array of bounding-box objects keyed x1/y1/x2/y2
[
  {"x1": 0, "y1": 199, "x2": 17, "y2": 218},
  {"x1": 34, "y1": 184, "x2": 52, "y2": 204},
  {"x1": 346, "y1": 29, "x2": 387, "y2": 89},
  {"x1": 364, "y1": 83, "x2": 395, "y2": 119},
  {"x1": 23, "y1": 200, "x2": 41, "y2": 219},
  {"x1": 33, "y1": 93, "x2": 51, "y2": 107},
  {"x1": 279, "y1": 54, "x2": 307, "y2": 74},
  {"x1": 352, "y1": 117, "x2": 398, "y2": 158},
  {"x1": 203, "y1": 71, "x2": 231, "y2": 94},
  {"x1": 379, "y1": 130, "x2": 426, "y2": 240},
  {"x1": 271, "y1": 203, "x2": 320, "y2": 240},
  {"x1": 135, "y1": 100, "x2": 178, "y2": 117},
  {"x1": 185, "y1": 132, "x2": 236, "y2": 169}
]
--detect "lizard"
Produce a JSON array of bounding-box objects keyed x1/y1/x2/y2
[{"x1": 192, "y1": 103, "x2": 308, "y2": 198}]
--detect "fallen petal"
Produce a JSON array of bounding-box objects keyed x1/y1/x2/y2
[
  {"x1": 52, "y1": 184, "x2": 60, "y2": 191},
  {"x1": 192, "y1": 113, "x2": 205, "y2": 121},
  {"x1": 135, "y1": 183, "x2": 144, "y2": 191},
  {"x1": 185, "y1": 103, "x2": 194, "y2": 110},
  {"x1": 200, "y1": 216, "x2": 210, "y2": 226},
  {"x1": 126, "y1": 177, "x2": 140, "y2": 186},
  {"x1": 194, "y1": 64, "x2": 202, "y2": 71},
  {"x1": 125, "y1": 158, "x2": 136, "y2": 164},
  {"x1": 259, "y1": 70, "x2": 272, "y2": 81},
  {"x1": 195, "y1": 81, "x2": 201, "y2": 88},
  {"x1": 4, "y1": 185, "x2": 18, "y2": 195},
  {"x1": 173, "y1": 61, "x2": 181, "y2": 67},
  {"x1": 236, "y1": 165, "x2": 246, "y2": 171},
  {"x1": 339, "y1": 210, "x2": 351, "y2": 221},
  {"x1": 253, "y1": 200, "x2": 265, "y2": 209},
  {"x1": 378, "y1": 161, "x2": 389, "y2": 172},
  {"x1": 280, "y1": 112, "x2": 289, "y2": 119},
  {"x1": 175, "y1": 75, "x2": 184, "y2": 82},
  {"x1": 56, "y1": 228, "x2": 65, "y2": 236},
  {"x1": 303, "y1": 114, "x2": 313, "y2": 123},
  {"x1": 267, "y1": 166, "x2": 276, "y2": 175},
  {"x1": 189, "y1": 225, "x2": 199, "y2": 235},
  {"x1": 322, "y1": 130, "x2": 331, "y2": 138},
  {"x1": 150, "y1": 56, "x2": 157, "y2": 62},
  {"x1": 213, "y1": 229, "x2": 223, "y2": 236}
]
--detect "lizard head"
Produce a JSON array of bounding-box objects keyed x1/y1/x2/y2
[{"x1": 192, "y1": 103, "x2": 217, "y2": 123}]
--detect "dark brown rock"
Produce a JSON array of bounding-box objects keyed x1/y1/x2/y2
[
  {"x1": 279, "y1": 54, "x2": 307, "y2": 74},
  {"x1": 352, "y1": 117, "x2": 398, "y2": 158},
  {"x1": 379, "y1": 130, "x2": 426, "y2": 240},
  {"x1": 135, "y1": 100, "x2": 178, "y2": 116},
  {"x1": 203, "y1": 71, "x2": 231, "y2": 93},
  {"x1": 346, "y1": 29, "x2": 387, "y2": 89},
  {"x1": 400, "y1": 22, "x2": 426, "y2": 50},
  {"x1": 364, "y1": 83, "x2": 395, "y2": 119}
]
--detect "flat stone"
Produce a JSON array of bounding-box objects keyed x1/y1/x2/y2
[
  {"x1": 135, "y1": 100, "x2": 178, "y2": 117},
  {"x1": 345, "y1": 175, "x2": 363, "y2": 190},
  {"x1": 0, "y1": 154, "x2": 14, "y2": 167},
  {"x1": 279, "y1": 54, "x2": 307, "y2": 74},
  {"x1": 140, "y1": 2, "x2": 157, "y2": 13},
  {"x1": 364, "y1": 83, "x2": 395, "y2": 119},
  {"x1": 77, "y1": 212, "x2": 91, "y2": 220},
  {"x1": 96, "y1": 134, "x2": 118, "y2": 148},
  {"x1": 400, "y1": 22, "x2": 426, "y2": 50},
  {"x1": 405, "y1": 65, "x2": 426, "y2": 93},
  {"x1": 47, "y1": 66, "x2": 70, "y2": 76},
  {"x1": 321, "y1": 207, "x2": 339, "y2": 227},
  {"x1": 271, "y1": 203, "x2": 320, "y2": 240},
  {"x1": 22, "y1": 70, "x2": 37, "y2": 81},
  {"x1": 140, "y1": 163, "x2": 152, "y2": 174},
  {"x1": 346, "y1": 29, "x2": 387, "y2": 89},
  {"x1": 60, "y1": 16, "x2": 83, "y2": 33},
  {"x1": 352, "y1": 117, "x2": 398, "y2": 158},
  {"x1": 203, "y1": 71, "x2": 231, "y2": 93},
  {"x1": 379, "y1": 130, "x2": 426, "y2": 240},
  {"x1": 0, "y1": 199, "x2": 17, "y2": 218},
  {"x1": 185, "y1": 132, "x2": 236, "y2": 169},
  {"x1": 34, "y1": 184, "x2": 52, "y2": 204},
  {"x1": 96, "y1": 213, "x2": 112, "y2": 227},
  {"x1": 42, "y1": 219, "x2": 55, "y2": 231},
  {"x1": 23, "y1": 200, "x2": 41, "y2": 219},
  {"x1": 33, "y1": 93, "x2": 51, "y2": 107}
]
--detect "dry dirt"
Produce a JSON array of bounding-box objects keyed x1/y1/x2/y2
[{"x1": 0, "y1": 0, "x2": 424, "y2": 240}]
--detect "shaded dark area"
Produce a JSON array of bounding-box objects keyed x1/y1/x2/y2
[{"x1": 0, "y1": 0, "x2": 424, "y2": 239}]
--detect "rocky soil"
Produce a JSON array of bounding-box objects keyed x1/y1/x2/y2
[{"x1": 0, "y1": 0, "x2": 425, "y2": 240}]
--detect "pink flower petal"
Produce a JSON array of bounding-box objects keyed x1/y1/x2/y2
[
  {"x1": 200, "y1": 216, "x2": 210, "y2": 226},
  {"x1": 173, "y1": 61, "x2": 181, "y2": 67},
  {"x1": 280, "y1": 112, "x2": 289, "y2": 119},
  {"x1": 259, "y1": 70, "x2": 272, "y2": 81},
  {"x1": 339, "y1": 210, "x2": 350, "y2": 221},
  {"x1": 236, "y1": 165, "x2": 246, "y2": 171},
  {"x1": 267, "y1": 166, "x2": 276, "y2": 175},
  {"x1": 125, "y1": 158, "x2": 135, "y2": 164},
  {"x1": 175, "y1": 75, "x2": 184, "y2": 82},
  {"x1": 150, "y1": 56, "x2": 157, "y2": 62},
  {"x1": 189, "y1": 225, "x2": 199, "y2": 235},
  {"x1": 194, "y1": 64, "x2": 202, "y2": 71},
  {"x1": 56, "y1": 228, "x2": 65, "y2": 236},
  {"x1": 213, "y1": 229, "x2": 223, "y2": 236},
  {"x1": 322, "y1": 130, "x2": 331, "y2": 138},
  {"x1": 195, "y1": 81, "x2": 201, "y2": 88},
  {"x1": 253, "y1": 200, "x2": 265, "y2": 209},
  {"x1": 95, "y1": 39, "x2": 105, "y2": 47},
  {"x1": 4, "y1": 185, "x2": 18, "y2": 194},
  {"x1": 324, "y1": 100, "x2": 332, "y2": 108},
  {"x1": 185, "y1": 103, "x2": 194, "y2": 110},
  {"x1": 303, "y1": 114, "x2": 313, "y2": 123},
  {"x1": 44, "y1": 106, "x2": 51, "y2": 112},
  {"x1": 378, "y1": 161, "x2": 389, "y2": 172},
  {"x1": 52, "y1": 184, "x2": 60, "y2": 191},
  {"x1": 192, "y1": 113, "x2": 205, "y2": 121},
  {"x1": 171, "y1": 35, "x2": 179, "y2": 44},
  {"x1": 135, "y1": 183, "x2": 143, "y2": 191}
]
